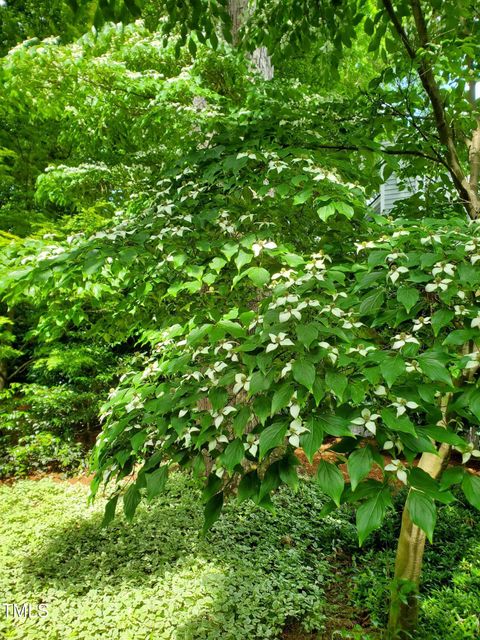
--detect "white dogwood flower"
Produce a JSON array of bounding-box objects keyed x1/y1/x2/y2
[
  {"x1": 412, "y1": 316, "x2": 431, "y2": 332},
  {"x1": 392, "y1": 333, "x2": 420, "y2": 349},
  {"x1": 351, "y1": 409, "x2": 380, "y2": 435},
  {"x1": 465, "y1": 351, "x2": 480, "y2": 370},
  {"x1": 281, "y1": 360, "x2": 294, "y2": 378},
  {"x1": 287, "y1": 418, "x2": 309, "y2": 448},
  {"x1": 318, "y1": 341, "x2": 339, "y2": 364},
  {"x1": 391, "y1": 397, "x2": 419, "y2": 416},
  {"x1": 454, "y1": 305, "x2": 469, "y2": 316},
  {"x1": 425, "y1": 277, "x2": 451, "y2": 292},
  {"x1": 211, "y1": 406, "x2": 237, "y2": 427},
  {"x1": 384, "y1": 459, "x2": 408, "y2": 484},
  {"x1": 266, "y1": 332, "x2": 295, "y2": 352},
  {"x1": 252, "y1": 240, "x2": 277, "y2": 256},
  {"x1": 355, "y1": 240, "x2": 377, "y2": 253},
  {"x1": 432, "y1": 262, "x2": 455, "y2": 277},
  {"x1": 233, "y1": 373, "x2": 250, "y2": 394},
  {"x1": 388, "y1": 265, "x2": 409, "y2": 283},
  {"x1": 405, "y1": 359, "x2": 421, "y2": 373},
  {"x1": 472, "y1": 313, "x2": 480, "y2": 329},
  {"x1": 347, "y1": 344, "x2": 376, "y2": 356}
]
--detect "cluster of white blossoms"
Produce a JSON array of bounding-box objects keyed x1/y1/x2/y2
[
  {"x1": 269, "y1": 295, "x2": 307, "y2": 322},
  {"x1": 465, "y1": 350, "x2": 480, "y2": 370},
  {"x1": 271, "y1": 268, "x2": 296, "y2": 287},
  {"x1": 210, "y1": 406, "x2": 236, "y2": 428},
  {"x1": 244, "y1": 433, "x2": 260, "y2": 457},
  {"x1": 432, "y1": 261, "x2": 455, "y2": 277},
  {"x1": 125, "y1": 394, "x2": 144, "y2": 413},
  {"x1": 464, "y1": 238, "x2": 480, "y2": 264}
]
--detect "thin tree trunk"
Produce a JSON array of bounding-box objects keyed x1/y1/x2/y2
[
  {"x1": 387, "y1": 443, "x2": 450, "y2": 639},
  {"x1": 228, "y1": 0, "x2": 273, "y2": 80},
  {"x1": 0, "y1": 359, "x2": 6, "y2": 391},
  {"x1": 388, "y1": 342, "x2": 479, "y2": 638}
]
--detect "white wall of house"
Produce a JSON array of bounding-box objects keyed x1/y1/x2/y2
[{"x1": 370, "y1": 173, "x2": 419, "y2": 214}]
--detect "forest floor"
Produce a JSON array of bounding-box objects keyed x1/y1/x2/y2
[{"x1": 1, "y1": 468, "x2": 479, "y2": 640}]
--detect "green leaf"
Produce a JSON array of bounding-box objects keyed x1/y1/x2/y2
[
  {"x1": 462, "y1": 473, "x2": 480, "y2": 510},
  {"x1": 359, "y1": 290, "x2": 384, "y2": 315},
  {"x1": 233, "y1": 406, "x2": 251, "y2": 437},
  {"x1": 334, "y1": 201, "x2": 354, "y2": 218},
  {"x1": 439, "y1": 466, "x2": 464, "y2": 489},
  {"x1": 317, "y1": 203, "x2": 335, "y2": 221},
  {"x1": 292, "y1": 360, "x2": 316, "y2": 391},
  {"x1": 237, "y1": 472, "x2": 259, "y2": 502},
  {"x1": 123, "y1": 484, "x2": 141, "y2": 521},
  {"x1": 318, "y1": 414, "x2": 352, "y2": 437},
  {"x1": 418, "y1": 353, "x2": 453, "y2": 386},
  {"x1": 253, "y1": 395, "x2": 271, "y2": 425},
  {"x1": 422, "y1": 425, "x2": 467, "y2": 446},
  {"x1": 347, "y1": 447, "x2": 374, "y2": 491},
  {"x1": 431, "y1": 309, "x2": 454, "y2": 336},
  {"x1": 356, "y1": 488, "x2": 389, "y2": 545},
  {"x1": 380, "y1": 356, "x2": 405, "y2": 387},
  {"x1": 101, "y1": 495, "x2": 119, "y2": 527},
  {"x1": 293, "y1": 188, "x2": 312, "y2": 205},
  {"x1": 381, "y1": 408, "x2": 417, "y2": 435},
  {"x1": 220, "y1": 439, "x2": 245, "y2": 473},
  {"x1": 145, "y1": 466, "x2": 168, "y2": 500},
  {"x1": 209, "y1": 388, "x2": 228, "y2": 411},
  {"x1": 397, "y1": 286, "x2": 419, "y2": 313},
  {"x1": 407, "y1": 491, "x2": 436, "y2": 542},
  {"x1": 259, "y1": 423, "x2": 287, "y2": 460},
  {"x1": 203, "y1": 492, "x2": 223, "y2": 533},
  {"x1": 279, "y1": 456, "x2": 299, "y2": 491},
  {"x1": 409, "y1": 467, "x2": 454, "y2": 503},
  {"x1": 235, "y1": 249, "x2": 253, "y2": 271},
  {"x1": 325, "y1": 370, "x2": 348, "y2": 401},
  {"x1": 296, "y1": 323, "x2": 318, "y2": 348},
  {"x1": 300, "y1": 417, "x2": 324, "y2": 463},
  {"x1": 443, "y1": 329, "x2": 477, "y2": 345},
  {"x1": 316, "y1": 460, "x2": 344, "y2": 506},
  {"x1": 249, "y1": 371, "x2": 269, "y2": 394},
  {"x1": 246, "y1": 267, "x2": 270, "y2": 287},
  {"x1": 469, "y1": 389, "x2": 480, "y2": 421},
  {"x1": 271, "y1": 383, "x2": 294, "y2": 415}
]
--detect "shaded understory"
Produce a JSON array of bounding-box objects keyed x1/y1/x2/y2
[{"x1": 0, "y1": 473, "x2": 479, "y2": 639}]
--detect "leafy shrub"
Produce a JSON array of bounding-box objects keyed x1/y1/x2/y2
[{"x1": 0, "y1": 431, "x2": 84, "y2": 477}]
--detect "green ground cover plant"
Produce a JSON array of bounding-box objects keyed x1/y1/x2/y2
[{"x1": 0, "y1": 472, "x2": 479, "y2": 640}]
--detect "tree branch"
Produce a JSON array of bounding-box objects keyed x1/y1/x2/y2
[{"x1": 381, "y1": 0, "x2": 480, "y2": 218}]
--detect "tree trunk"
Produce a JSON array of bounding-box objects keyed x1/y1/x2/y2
[
  {"x1": 228, "y1": 0, "x2": 273, "y2": 80},
  {"x1": 387, "y1": 342, "x2": 478, "y2": 639},
  {"x1": 387, "y1": 443, "x2": 450, "y2": 639},
  {"x1": 0, "y1": 359, "x2": 6, "y2": 391}
]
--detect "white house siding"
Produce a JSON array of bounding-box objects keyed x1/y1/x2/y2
[{"x1": 370, "y1": 174, "x2": 418, "y2": 214}]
